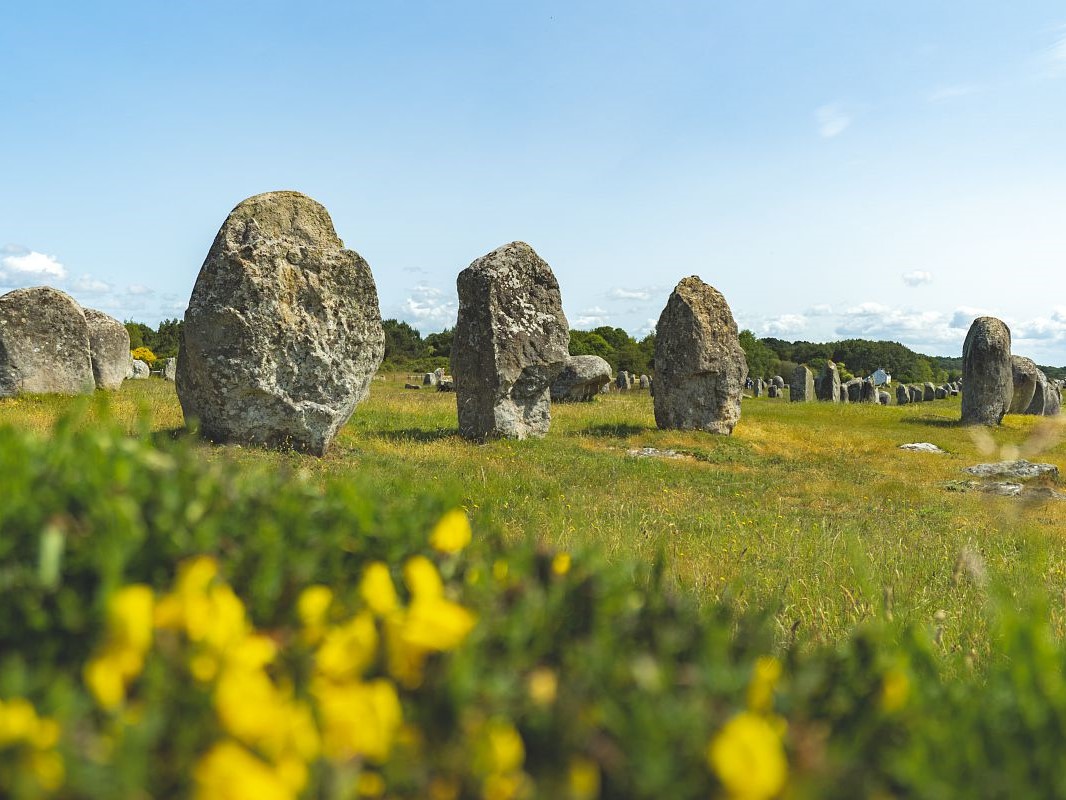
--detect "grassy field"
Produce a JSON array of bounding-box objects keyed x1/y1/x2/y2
[{"x1": 2, "y1": 376, "x2": 1064, "y2": 663}]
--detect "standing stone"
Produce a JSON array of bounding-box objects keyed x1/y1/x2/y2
[
  {"x1": 1045, "y1": 384, "x2": 1062, "y2": 417},
  {"x1": 652, "y1": 276, "x2": 747, "y2": 433},
  {"x1": 768, "y1": 384, "x2": 779, "y2": 398},
  {"x1": 550, "y1": 355, "x2": 612, "y2": 402},
  {"x1": 1009, "y1": 356, "x2": 1041, "y2": 414},
  {"x1": 453, "y1": 241, "x2": 569, "y2": 440},
  {"x1": 909, "y1": 386, "x2": 922, "y2": 404},
  {"x1": 83, "y1": 307, "x2": 130, "y2": 391},
  {"x1": 845, "y1": 378, "x2": 862, "y2": 403},
  {"x1": 815, "y1": 360, "x2": 841, "y2": 403},
  {"x1": 896, "y1": 384, "x2": 910, "y2": 405},
  {"x1": 1024, "y1": 368, "x2": 1056, "y2": 416},
  {"x1": 639, "y1": 374, "x2": 650, "y2": 390},
  {"x1": 131, "y1": 359, "x2": 150, "y2": 379},
  {"x1": 878, "y1": 391, "x2": 890, "y2": 406},
  {"x1": 423, "y1": 372, "x2": 439, "y2": 387},
  {"x1": 839, "y1": 384, "x2": 849, "y2": 403},
  {"x1": 0, "y1": 287, "x2": 95, "y2": 397},
  {"x1": 791, "y1": 364, "x2": 814, "y2": 402},
  {"x1": 162, "y1": 357, "x2": 177, "y2": 381},
  {"x1": 615, "y1": 370, "x2": 632, "y2": 391},
  {"x1": 922, "y1": 382, "x2": 936, "y2": 402},
  {"x1": 860, "y1": 378, "x2": 877, "y2": 403},
  {"x1": 961, "y1": 316, "x2": 1013, "y2": 426},
  {"x1": 934, "y1": 387, "x2": 947, "y2": 400},
  {"x1": 177, "y1": 191, "x2": 385, "y2": 455},
  {"x1": 771, "y1": 375, "x2": 784, "y2": 389},
  {"x1": 753, "y1": 378, "x2": 763, "y2": 398}
]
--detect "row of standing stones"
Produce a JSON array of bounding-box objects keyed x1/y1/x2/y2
[{"x1": 0, "y1": 191, "x2": 1056, "y2": 454}]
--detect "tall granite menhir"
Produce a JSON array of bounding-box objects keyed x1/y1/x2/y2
[
  {"x1": 84, "y1": 307, "x2": 130, "y2": 390},
  {"x1": 177, "y1": 191, "x2": 385, "y2": 455},
  {"x1": 653, "y1": 276, "x2": 747, "y2": 434},
  {"x1": 453, "y1": 241, "x2": 570, "y2": 440},
  {"x1": 791, "y1": 365, "x2": 814, "y2": 403},
  {"x1": 960, "y1": 316, "x2": 1012, "y2": 426}
]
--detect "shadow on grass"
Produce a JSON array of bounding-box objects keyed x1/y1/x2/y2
[
  {"x1": 151, "y1": 426, "x2": 194, "y2": 445},
  {"x1": 581, "y1": 422, "x2": 653, "y2": 438},
  {"x1": 900, "y1": 416, "x2": 965, "y2": 428},
  {"x1": 371, "y1": 428, "x2": 459, "y2": 443}
]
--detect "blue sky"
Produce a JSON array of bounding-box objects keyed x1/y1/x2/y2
[{"x1": 3, "y1": 2, "x2": 1066, "y2": 362}]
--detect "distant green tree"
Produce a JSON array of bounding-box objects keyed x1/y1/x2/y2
[
  {"x1": 569, "y1": 331, "x2": 615, "y2": 362},
  {"x1": 738, "y1": 330, "x2": 774, "y2": 380},
  {"x1": 124, "y1": 322, "x2": 151, "y2": 351},
  {"x1": 424, "y1": 328, "x2": 453, "y2": 360},
  {"x1": 381, "y1": 319, "x2": 424, "y2": 364}
]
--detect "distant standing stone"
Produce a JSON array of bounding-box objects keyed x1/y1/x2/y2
[
  {"x1": 896, "y1": 384, "x2": 910, "y2": 405},
  {"x1": 791, "y1": 364, "x2": 814, "y2": 402},
  {"x1": 839, "y1": 384, "x2": 848, "y2": 403},
  {"x1": 961, "y1": 316, "x2": 1013, "y2": 426},
  {"x1": 753, "y1": 378, "x2": 763, "y2": 397},
  {"x1": 131, "y1": 359, "x2": 150, "y2": 379},
  {"x1": 616, "y1": 370, "x2": 632, "y2": 391},
  {"x1": 934, "y1": 387, "x2": 947, "y2": 400},
  {"x1": 878, "y1": 391, "x2": 890, "y2": 406},
  {"x1": 177, "y1": 191, "x2": 385, "y2": 455},
  {"x1": 771, "y1": 375, "x2": 784, "y2": 389},
  {"x1": 83, "y1": 307, "x2": 130, "y2": 391},
  {"x1": 845, "y1": 378, "x2": 862, "y2": 403},
  {"x1": 423, "y1": 372, "x2": 439, "y2": 387},
  {"x1": 453, "y1": 241, "x2": 569, "y2": 440},
  {"x1": 909, "y1": 385, "x2": 922, "y2": 403},
  {"x1": 815, "y1": 360, "x2": 840, "y2": 402},
  {"x1": 550, "y1": 355, "x2": 612, "y2": 402},
  {"x1": 652, "y1": 275, "x2": 747, "y2": 433},
  {"x1": 639, "y1": 374, "x2": 651, "y2": 390},
  {"x1": 162, "y1": 357, "x2": 177, "y2": 381},
  {"x1": 1009, "y1": 356, "x2": 1041, "y2": 414},
  {"x1": 768, "y1": 384, "x2": 779, "y2": 398},
  {"x1": 0, "y1": 287, "x2": 95, "y2": 397},
  {"x1": 922, "y1": 382, "x2": 936, "y2": 402},
  {"x1": 861, "y1": 378, "x2": 877, "y2": 403}
]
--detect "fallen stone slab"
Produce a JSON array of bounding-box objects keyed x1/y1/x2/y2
[
  {"x1": 962, "y1": 460, "x2": 1059, "y2": 480},
  {"x1": 899, "y1": 442, "x2": 946, "y2": 453},
  {"x1": 627, "y1": 447, "x2": 687, "y2": 460}
]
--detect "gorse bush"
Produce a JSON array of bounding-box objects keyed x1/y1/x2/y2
[
  {"x1": 3, "y1": 410, "x2": 1066, "y2": 797},
  {"x1": 129, "y1": 346, "x2": 157, "y2": 366}
]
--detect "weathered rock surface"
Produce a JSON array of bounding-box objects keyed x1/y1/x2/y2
[
  {"x1": 652, "y1": 276, "x2": 747, "y2": 433},
  {"x1": 961, "y1": 316, "x2": 1012, "y2": 425},
  {"x1": 878, "y1": 391, "x2": 890, "y2": 406},
  {"x1": 423, "y1": 372, "x2": 439, "y2": 387},
  {"x1": 162, "y1": 357, "x2": 177, "y2": 381},
  {"x1": 130, "y1": 359, "x2": 150, "y2": 379},
  {"x1": 616, "y1": 370, "x2": 632, "y2": 391},
  {"x1": 550, "y1": 355, "x2": 613, "y2": 402},
  {"x1": 861, "y1": 378, "x2": 877, "y2": 403},
  {"x1": 922, "y1": 382, "x2": 936, "y2": 402},
  {"x1": 177, "y1": 191, "x2": 385, "y2": 455},
  {"x1": 900, "y1": 442, "x2": 946, "y2": 453},
  {"x1": 771, "y1": 375, "x2": 784, "y2": 389},
  {"x1": 453, "y1": 241, "x2": 569, "y2": 440},
  {"x1": 896, "y1": 384, "x2": 910, "y2": 405},
  {"x1": 768, "y1": 384, "x2": 779, "y2": 398},
  {"x1": 909, "y1": 385, "x2": 922, "y2": 403},
  {"x1": 815, "y1": 360, "x2": 840, "y2": 402},
  {"x1": 753, "y1": 378, "x2": 763, "y2": 397},
  {"x1": 0, "y1": 287, "x2": 95, "y2": 397},
  {"x1": 639, "y1": 374, "x2": 651, "y2": 390},
  {"x1": 1009, "y1": 356, "x2": 1041, "y2": 414},
  {"x1": 791, "y1": 365, "x2": 814, "y2": 403},
  {"x1": 963, "y1": 460, "x2": 1059, "y2": 480},
  {"x1": 845, "y1": 378, "x2": 862, "y2": 403},
  {"x1": 82, "y1": 307, "x2": 130, "y2": 390}
]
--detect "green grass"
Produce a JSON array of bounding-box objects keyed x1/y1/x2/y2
[{"x1": 3, "y1": 377, "x2": 1065, "y2": 662}]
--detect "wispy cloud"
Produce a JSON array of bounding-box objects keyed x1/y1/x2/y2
[
  {"x1": 927, "y1": 84, "x2": 982, "y2": 103},
  {"x1": 72, "y1": 274, "x2": 112, "y2": 294},
  {"x1": 573, "y1": 306, "x2": 610, "y2": 328},
  {"x1": 816, "y1": 103, "x2": 852, "y2": 138},
  {"x1": 763, "y1": 314, "x2": 808, "y2": 335},
  {"x1": 399, "y1": 284, "x2": 457, "y2": 330},
  {"x1": 607, "y1": 287, "x2": 654, "y2": 302},
  {"x1": 902, "y1": 270, "x2": 933, "y2": 287}
]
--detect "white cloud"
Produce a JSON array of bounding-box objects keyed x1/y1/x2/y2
[
  {"x1": 126, "y1": 283, "x2": 154, "y2": 296},
  {"x1": 948, "y1": 307, "x2": 991, "y2": 329},
  {"x1": 902, "y1": 270, "x2": 933, "y2": 287},
  {"x1": 572, "y1": 305, "x2": 610, "y2": 328},
  {"x1": 72, "y1": 274, "x2": 113, "y2": 294},
  {"x1": 927, "y1": 84, "x2": 981, "y2": 103},
  {"x1": 399, "y1": 284, "x2": 457, "y2": 330},
  {"x1": 763, "y1": 314, "x2": 808, "y2": 335},
  {"x1": 816, "y1": 103, "x2": 852, "y2": 138},
  {"x1": 1014, "y1": 308, "x2": 1066, "y2": 342},
  {"x1": 0, "y1": 250, "x2": 67, "y2": 281},
  {"x1": 806, "y1": 303, "x2": 834, "y2": 316},
  {"x1": 607, "y1": 287, "x2": 653, "y2": 302}
]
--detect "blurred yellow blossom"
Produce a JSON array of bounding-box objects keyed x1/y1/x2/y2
[
  {"x1": 881, "y1": 667, "x2": 910, "y2": 713},
  {"x1": 84, "y1": 585, "x2": 155, "y2": 710},
  {"x1": 316, "y1": 612, "x2": 378, "y2": 681},
  {"x1": 527, "y1": 668, "x2": 558, "y2": 706},
  {"x1": 313, "y1": 678, "x2": 402, "y2": 763},
  {"x1": 360, "y1": 562, "x2": 398, "y2": 617},
  {"x1": 708, "y1": 711, "x2": 787, "y2": 800},
  {"x1": 430, "y1": 508, "x2": 472, "y2": 554},
  {"x1": 551, "y1": 552, "x2": 571, "y2": 576},
  {"x1": 567, "y1": 756, "x2": 600, "y2": 800},
  {"x1": 405, "y1": 555, "x2": 444, "y2": 599},
  {"x1": 356, "y1": 770, "x2": 386, "y2": 796},
  {"x1": 297, "y1": 585, "x2": 333, "y2": 642},
  {"x1": 746, "y1": 657, "x2": 782, "y2": 714},
  {"x1": 193, "y1": 740, "x2": 296, "y2": 800}
]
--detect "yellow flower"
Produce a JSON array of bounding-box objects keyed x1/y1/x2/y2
[
  {"x1": 567, "y1": 756, "x2": 600, "y2": 800},
  {"x1": 357, "y1": 770, "x2": 387, "y2": 797},
  {"x1": 880, "y1": 667, "x2": 910, "y2": 713},
  {"x1": 193, "y1": 740, "x2": 296, "y2": 800},
  {"x1": 402, "y1": 597, "x2": 477, "y2": 652},
  {"x1": 28, "y1": 749, "x2": 65, "y2": 791},
  {"x1": 314, "y1": 678, "x2": 402, "y2": 763},
  {"x1": 315, "y1": 612, "x2": 378, "y2": 681},
  {"x1": 430, "y1": 509, "x2": 472, "y2": 554},
  {"x1": 551, "y1": 553, "x2": 571, "y2": 576},
  {"x1": 527, "y1": 668, "x2": 558, "y2": 706},
  {"x1": 708, "y1": 712, "x2": 787, "y2": 800},
  {"x1": 0, "y1": 697, "x2": 38, "y2": 745},
  {"x1": 297, "y1": 585, "x2": 333, "y2": 641},
  {"x1": 480, "y1": 719, "x2": 525, "y2": 775},
  {"x1": 360, "y1": 563, "x2": 398, "y2": 617},
  {"x1": 83, "y1": 654, "x2": 127, "y2": 711},
  {"x1": 404, "y1": 555, "x2": 444, "y2": 599},
  {"x1": 746, "y1": 657, "x2": 782, "y2": 714},
  {"x1": 108, "y1": 585, "x2": 155, "y2": 654}
]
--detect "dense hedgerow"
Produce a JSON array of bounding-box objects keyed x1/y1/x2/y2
[{"x1": 2, "y1": 409, "x2": 1066, "y2": 798}]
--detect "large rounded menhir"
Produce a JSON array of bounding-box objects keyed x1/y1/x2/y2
[
  {"x1": 960, "y1": 316, "x2": 1012, "y2": 426},
  {"x1": 177, "y1": 191, "x2": 385, "y2": 455}
]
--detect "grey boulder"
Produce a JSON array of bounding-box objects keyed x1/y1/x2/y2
[
  {"x1": 0, "y1": 287, "x2": 95, "y2": 397},
  {"x1": 177, "y1": 191, "x2": 385, "y2": 455},
  {"x1": 453, "y1": 241, "x2": 569, "y2": 440},
  {"x1": 652, "y1": 275, "x2": 747, "y2": 433},
  {"x1": 1009, "y1": 356, "x2": 1041, "y2": 414},
  {"x1": 83, "y1": 307, "x2": 130, "y2": 390},
  {"x1": 961, "y1": 316, "x2": 1013, "y2": 426},
  {"x1": 791, "y1": 364, "x2": 814, "y2": 402},
  {"x1": 550, "y1": 355, "x2": 613, "y2": 402},
  {"x1": 130, "y1": 359, "x2": 150, "y2": 379},
  {"x1": 815, "y1": 360, "x2": 840, "y2": 402}
]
